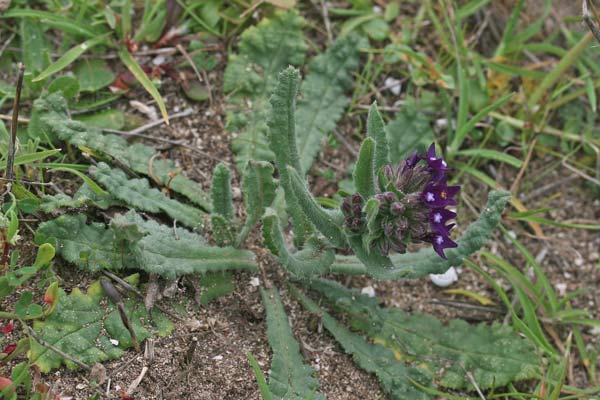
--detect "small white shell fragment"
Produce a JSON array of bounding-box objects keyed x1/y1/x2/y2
[
  {"x1": 361, "y1": 286, "x2": 376, "y2": 298},
  {"x1": 249, "y1": 277, "x2": 260, "y2": 287},
  {"x1": 384, "y1": 77, "x2": 402, "y2": 95},
  {"x1": 212, "y1": 355, "x2": 223, "y2": 361},
  {"x1": 109, "y1": 339, "x2": 119, "y2": 346},
  {"x1": 430, "y1": 267, "x2": 458, "y2": 287}
]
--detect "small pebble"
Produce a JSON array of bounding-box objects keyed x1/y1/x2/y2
[
  {"x1": 361, "y1": 286, "x2": 376, "y2": 298},
  {"x1": 430, "y1": 267, "x2": 458, "y2": 287}
]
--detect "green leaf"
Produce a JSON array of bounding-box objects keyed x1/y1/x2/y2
[
  {"x1": 236, "y1": 160, "x2": 277, "y2": 247},
  {"x1": 386, "y1": 100, "x2": 435, "y2": 163},
  {"x1": 40, "y1": 183, "x2": 120, "y2": 213},
  {"x1": 367, "y1": 102, "x2": 391, "y2": 171},
  {"x1": 268, "y1": 67, "x2": 312, "y2": 246},
  {"x1": 211, "y1": 163, "x2": 234, "y2": 220},
  {"x1": 0, "y1": 149, "x2": 61, "y2": 170},
  {"x1": 30, "y1": 93, "x2": 210, "y2": 210},
  {"x1": 309, "y1": 279, "x2": 540, "y2": 390},
  {"x1": 262, "y1": 208, "x2": 334, "y2": 278},
  {"x1": 330, "y1": 190, "x2": 511, "y2": 279},
  {"x1": 353, "y1": 137, "x2": 375, "y2": 199},
  {"x1": 47, "y1": 76, "x2": 80, "y2": 99},
  {"x1": 261, "y1": 287, "x2": 324, "y2": 400},
  {"x1": 36, "y1": 212, "x2": 256, "y2": 278},
  {"x1": 291, "y1": 285, "x2": 433, "y2": 400},
  {"x1": 225, "y1": 11, "x2": 307, "y2": 170},
  {"x1": 248, "y1": 352, "x2": 273, "y2": 400},
  {"x1": 3, "y1": 9, "x2": 98, "y2": 38},
  {"x1": 118, "y1": 47, "x2": 169, "y2": 123},
  {"x1": 33, "y1": 35, "x2": 109, "y2": 82},
  {"x1": 73, "y1": 59, "x2": 115, "y2": 92},
  {"x1": 456, "y1": 148, "x2": 523, "y2": 168},
  {"x1": 73, "y1": 109, "x2": 125, "y2": 131},
  {"x1": 296, "y1": 34, "x2": 365, "y2": 172},
  {"x1": 211, "y1": 214, "x2": 234, "y2": 247},
  {"x1": 20, "y1": 19, "x2": 49, "y2": 74},
  {"x1": 91, "y1": 162, "x2": 204, "y2": 228},
  {"x1": 28, "y1": 280, "x2": 173, "y2": 372}
]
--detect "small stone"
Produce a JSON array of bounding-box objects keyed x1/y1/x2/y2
[
  {"x1": 110, "y1": 339, "x2": 119, "y2": 346},
  {"x1": 75, "y1": 383, "x2": 87, "y2": 390},
  {"x1": 212, "y1": 355, "x2": 223, "y2": 361},
  {"x1": 361, "y1": 286, "x2": 376, "y2": 298},
  {"x1": 90, "y1": 363, "x2": 107, "y2": 385},
  {"x1": 249, "y1": 277, "x2": 260, "y2": 287},
  {"x1": 555, "y1": 283, "x2": 567, "y2": 297}
]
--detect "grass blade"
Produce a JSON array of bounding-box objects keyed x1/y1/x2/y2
[{"x1": 118, "y1": 47, "x2": 169, "y2": 123}]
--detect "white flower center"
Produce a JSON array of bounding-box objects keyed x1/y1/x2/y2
[
  {"x1": 435, "y1": 235, "x2": 444, "y2": 244},
  {"x1": 433, "y1": 213, "x2": 442, "y2": 223},
  {"x1": 426, "y1": 192, "x2": 435, "y2": 202}
]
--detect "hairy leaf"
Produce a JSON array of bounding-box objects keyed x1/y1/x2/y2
[
  {"x1": 296, "y1": 34, "x2": 365, "y2": 173},
  {"x1": 28, "y1": 279, "x2": 173, "y2": 372},
  {"x1": 353, "y1": 137, "x2": 376, "y2": 199},
  {"x1": 200, "y1": 272, "x2": 234, "y2": 305},
  {"x1": 261, "y1": 287, "x2": 324, "y2": 400},
  {"x1": 91, "y1": 162, "x2": 204, "y2": 228},
  {"x1": 210, "y1": 163, "x2": 234, "y2": 220},
  {"x1": 262, "y1": 208, "x2": 334, "y2": 278},
  {"x1": 30, "y1": 93, "x2": 210, "y2": 210},
  {"x1": 35, "y1": 212, "x2": 256, "y2": 278},
  {"x1": 236, "y1": 160, "x2": 277, "y2": 247},
  {"x1": 367, "y1": 102, "x2": 390, "y2": 171},
  {"x1": 310, "y1": 279, "x2": 540, "y2": 390},
  {"x1": 225, "y1": 11, "x2": 307, "y2": 170},
  {"x1": 291, "y1": 286, "x2": 433, "y2": 400},
  {"x1": 40, "y1": 183, "x2": 120, "y2": 213},
  {"x1": 268, "y1": 67, "x2": 312, "y2": 246},
  {"x1": 331, "y1": 190, "x2": 511, "y2": 279}
]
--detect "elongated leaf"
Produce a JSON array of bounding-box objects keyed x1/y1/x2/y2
[
  {"x1": 30, "y1": 93, "x2": 210, "y2": 210},
  {"x1": 291, "y1": 286, "x2": 433, "y2": 400},
  {"x1": 0, "y1": 149, "x2": 61, "y2": 170},
  {"x1": 35, "y1": 212, "x2": 256, "y2": 278},
  {"x1": 33, "y1": 35, "x2": 109, "y2": 82},
  {"x1": 29, "y1": 279, "x2": 173, "y2": 372},
  {"x1": 2, "y1": 9, "x2": 98, "y2": 38},
  {"x1": 225, "y1": 11, "x2": 307, "y2": 170},
  {"x1": 91, "y1": 162, "x2": 204, "y2": 228},
  {"x1": 118, "y1": 47, "x2": 169, "y2": 123},
  {"x1": 236, "y1": 160, "x2": 277, "y2": 247},
  {"x1": 330, "y1": 190, "x2": 511, "y2": 279},
  {"x1": 296, "y1": 34, "x2": 365, "y2": 172},
  {"x1": 268, "y1": 67, "x2": 312, "y2": 245},
  {"x1": 456, "y1": 148, "x2": 523, "y2": 168},
  {"x1": 309, "y1": 279, "x2": 540, "y2": 390},
  {"x1": 40, "y1": 183, "x2": 120, "y2": 213},
  {"x1": 367, "y1": 102, "x2": 390, "y2": 171},
  {"x1": 20, "y1": 18, "x2": 49, "y2": 74},
  {"x1": 353, "y1": 137, "x2": 375, "y2": 199},
  {"x1": 386, "y1": 100, "x2": 435, "y2": 163},
  {"x1": 211, "y1": 163, "x2": 234, "y2": 220},
  {"x1": 261, "y1": 287, "x2": 324, "y2": 400},
  {"x1": 73, "y1": 59, "x2": 115, "y2": 92}
]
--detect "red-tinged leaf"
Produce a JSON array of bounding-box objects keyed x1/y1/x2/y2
[
  {"x1": 0, "y1": 376, "x2": 14, "y2": 392},
  {"x1": 119, "y1": 390, "x2": 134, "y2": 400},
  {"x1": 0, "y1": 323, "x2": 14, "y2": 335},
  {"x1": 43, "y1": 282, "x2": 60, "y2": 316},
  {"x1": 2, "y1": 344, "x2": 17, "y2": 355}
]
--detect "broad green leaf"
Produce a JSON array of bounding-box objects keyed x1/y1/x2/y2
[
  {"x1": 28, "y1": 280, "x2": 173, "y2": 372},
  {"x1": 330, "y1": 190, "x2": 511, "y2": 279},
  {"x1": 73, "y1": 59, "x2": 115, "y2": 92},
  {"x1": 90, "y1": 162, "x2": 204, "y2": 228},
  {"x1": 118, "y1": 47, "x2": 169, "y2": 123},
  {"x1": 20, "y1": 19, "x2": 49, "y2": 74},
  {"x1": 30, "y1": 93, "x2": 210, "y2": 210},
  {"x1": 261, "y1": 287, "x2": 324, "y2": 400},
  {"x1": 35, "y1": 212, "x2": 257, "y2": 278},
  {"x1": 309, "y1": 279, "x2": 540, "y2": 390},
  {"x1": 296, "y1": 34, "x2": 365, "y2": 173},
  {"x1": 33, "y1": 35, "x2": 109, "y2": 82},
  {"x1": 200, "y1": 272, "x2": 234, "y2": 305},
  {"x1": 292, "y1": 285, "x2": 433, "y2": 400},
  {"x1": 225, "y1": 11, "x2": 307, "y2": 170}
]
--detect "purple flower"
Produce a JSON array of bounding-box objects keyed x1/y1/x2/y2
[
  {"x1": 430, "y1": 230, "x2": 458, "y2": 259},
  {"x1": 421, "y1": 182, "x2": 460, "y2": 208},
  {"x1": 345, "y1": 143, "x2": 459, "y2": 259}
]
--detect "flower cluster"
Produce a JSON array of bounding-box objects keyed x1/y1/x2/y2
[{"x1": 342, "y1": 144, "x2": 460, "y2": 259}]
